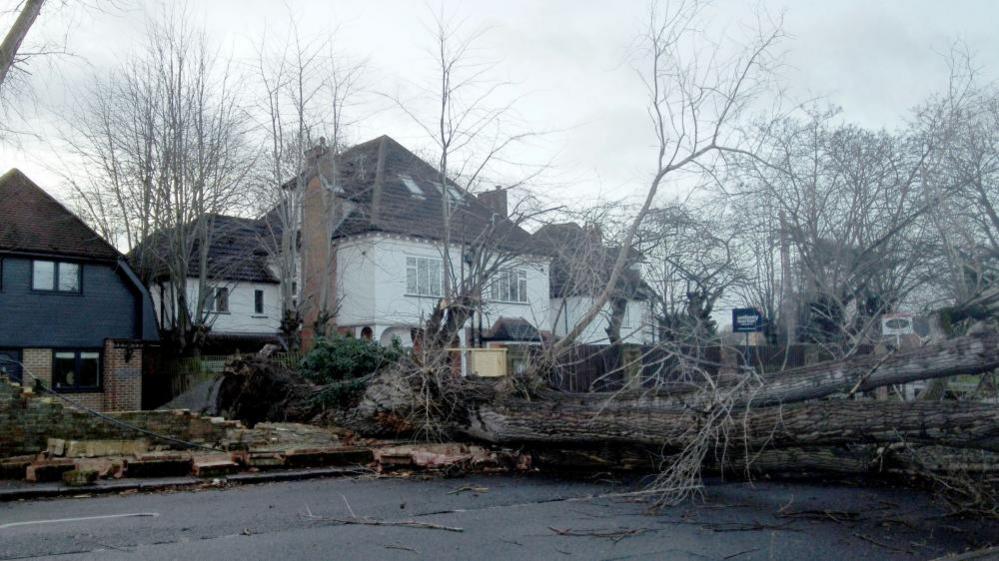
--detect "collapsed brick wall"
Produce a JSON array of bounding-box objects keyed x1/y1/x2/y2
[{"x1": 0, "y1": 382, "x2": 238, "y2": 458}]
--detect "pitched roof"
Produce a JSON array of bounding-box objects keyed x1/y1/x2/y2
[
  {"x1": 136, "y1": 214, "x2": 279, "y2": 284},
  {"x1": 192, "y1": 215, "x2": 279, "y2": 284},
  {"x1": 318, "y1": 136, "x2": 536, "y2": 252},
  {"x1": 0, "y1": 169, "x2": 120, "y2": 261}
]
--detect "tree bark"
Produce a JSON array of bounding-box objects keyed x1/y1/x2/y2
[
  {"x1": 458, "y1": 399, "x2": 999, "y2": 453},
  {"x1": 0, "y1": 0, "x2": 44, "y2": 92}
]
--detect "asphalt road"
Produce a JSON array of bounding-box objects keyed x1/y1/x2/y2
[{"x1": 0, "y1": 474, "x2": 994, "y2": 561}]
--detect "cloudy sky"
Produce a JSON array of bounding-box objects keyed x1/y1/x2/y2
[{"x1": 2, "y1": 0, "x2": 997, "y2": 208}]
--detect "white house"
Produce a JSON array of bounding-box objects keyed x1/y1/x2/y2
[
  {"x1": 147, "y1": 136, "x2": 655, "y2": 354},
  {"x1": 297, "y1": 136, "x2": 552, "y2": 349},
  {"x1": 145, "y1": 214, "x2": 283, "y2": 351},
  {"x1": 535, "y1": 222, "x2": 656, "y2": 346},
  {"x1": 333, "y1": 233, "x2": 551, "y2": 346}
]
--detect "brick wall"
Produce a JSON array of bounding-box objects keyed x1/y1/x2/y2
[
  {"x1": 0, "y1": 381, "x2": 239, "y2": 457},
  {"x1": 103, "y1": 340, "x2": 142, "y2": 411},
  {"x1": 18, "y1": 341, "x2": 143, "y2": 413},
  {"x1": 21, "y1": 349, "x2": 51, "y2": 386}
]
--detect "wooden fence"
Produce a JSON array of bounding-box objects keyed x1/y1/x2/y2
[{"x1": 540, "y1": 343, "x2": 874, "y2": 393}]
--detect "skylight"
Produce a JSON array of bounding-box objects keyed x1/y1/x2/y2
[
  {"x1": 400, "y1": 174, "x2": 426, "y2": 200},
  {"x1": 434, "y1": 182, "x2": 465, "y2": 206}
]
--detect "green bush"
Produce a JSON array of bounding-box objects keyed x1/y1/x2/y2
[{"x1": 299, "y1": 335, "x2": 403, "y2": 384}]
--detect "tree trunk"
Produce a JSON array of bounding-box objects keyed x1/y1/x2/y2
[
  {"x1": 457, "y1": 399, "x2": 999, "y2": 453},
  {"x1": 0, "y1": 0, "x2": 44, "y2": 91}
]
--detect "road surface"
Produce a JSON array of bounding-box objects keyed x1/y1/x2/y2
[{"x1": 0, "y1": 474, "x2": 994, "y2": 560}]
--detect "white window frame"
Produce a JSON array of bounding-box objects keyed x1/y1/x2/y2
[
  {"x1": 406, "y1": 256, "x2": 443, "y2": 297},
  {"x1": 489, "y1": 268, "x2": 528, "y2": 303}
]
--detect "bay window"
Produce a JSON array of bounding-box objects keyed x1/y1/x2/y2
[{"x1": 406, "y1": 256, "x2": 443, "y2": 297}]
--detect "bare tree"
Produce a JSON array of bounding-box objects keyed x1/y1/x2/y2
[
  {"x1": 638, "y1": 203, "x2": 742, "y2": 344},
  {"x1": 731, "y1": 109, "x2": 934, "y2": 357},
  {"x1": 61, "y1": 7, "x2": 254, "y2": 355},
  {"x1": 0, "y1": 0, "x2": 45, "y2": 94},
  {"x1": 552, "y1": 0, "x2": 783, "y2": 354},
  {"x1": 391, "y1": 7, "x2": 550, "y2": 351},
  {"x1": 250, "y1": 19, "x2": 363, "y2": 348}
]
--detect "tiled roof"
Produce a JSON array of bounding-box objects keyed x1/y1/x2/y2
[
  {"x1": 323, "y1": 136, "x2": 537, "y2": 252},
  {"x1": 136, "y1": 214, "x2": 279, "y2": 284},
  {"x1": 0, "y1": 169, "x2": 120, "y2": 261}
]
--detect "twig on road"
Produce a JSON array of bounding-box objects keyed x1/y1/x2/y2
[{"x1": 303, "y1": 503, "x2": 464, "y2": 533}]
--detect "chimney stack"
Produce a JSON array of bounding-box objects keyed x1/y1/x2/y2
[{"x1": 476, "y1": 185, "x2": 508, "y2": 218}]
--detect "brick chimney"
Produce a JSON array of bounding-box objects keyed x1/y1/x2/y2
[
  {"x1": 299, "y1": 138, "x2": 338, "y2": 350},
  {"x1": 476, "y1": 186, "x2": 508, "y2": 218}
]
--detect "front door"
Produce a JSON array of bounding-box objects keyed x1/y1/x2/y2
[{"x1": 0, "y1": 349, "x2": 22, "y2": 383}]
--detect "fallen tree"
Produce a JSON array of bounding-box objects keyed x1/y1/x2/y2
[{"x1": 216, "y1": 332, "x2": 999, "y2": 511}]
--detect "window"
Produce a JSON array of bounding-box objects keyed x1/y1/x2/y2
[
  {"x1": 489, "y1": 269, "x2": 528, "y2": 303},
  {"x1": 205, "y1": 287, "x2": 229, "y2": 313},
  {"x1": 400, "y1": 174, "x2": 426, "y2": 200},
  {"x1": 52, "y1": 350, "x2": 100, "y2": 391},
  {"x1": 434, "y1": 182, "x2": 465, "y2": 206},
  {"x1": 406, "y1": 256, "x2": 443, "y2": 297},
  {"x1": 254, "y1": 289, "x2": 265, "y2": 315},
  {"x1": 32, "y1": 260, "x2": 81, "y2": 293}
]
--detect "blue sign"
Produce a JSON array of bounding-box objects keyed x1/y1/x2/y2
[{"x1": 732, "y1": 308, "x2": 764, "y2": 333}]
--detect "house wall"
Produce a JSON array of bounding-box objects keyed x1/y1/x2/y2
[
  {"x1": 0, "y1": 256, "x2": 140, "y2": 347},
  {"x1": 550, "y1": 296, "x2": 655, "y2": 345},
  {"x1": 152, "y1": 279, "x2": 282, "y2": 335},
  {"x1": 15, "y1": 340, "x2": 142, "y2": 412},
  {"x1": 335, "y1": 234, "x2": 551, "y2": 346}
]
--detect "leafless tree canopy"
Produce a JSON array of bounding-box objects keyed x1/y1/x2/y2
[{"x1": 62, "y1": 7, "x2": 254, "y2": 353}]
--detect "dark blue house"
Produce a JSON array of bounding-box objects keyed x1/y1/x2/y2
[{"x1": 0, "y1": 169, "x2": 158, "y2": 411}]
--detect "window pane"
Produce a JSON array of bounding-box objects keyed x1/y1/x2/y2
[
  {"x1": 33, "y1": 261, "x2": 55, "y2": 290},
  {"x1": 418, "y1": 259, "x2": 429, "y2": 295},
  {"x1": 79, "y1": 352, "x2": 99, "y2": 388},
  {"x1": 518, "y1": 275, "x2": 528, "y2": 302},
  {"x1": 429, "y1": 260, "x2": 441, "y2": 296},
  {"x1": 58, "y1": 263, "x2": 80, "y2": 292},
  {"x1": 255, "y1": 290, "x2": 264, "y2": 314},
  {"x1": 53, "y1": 352, "x2": 75, "y2": 388},
  {"x1": 406, "y1": 261, "x2": 418, "y2": 293},
  {"x1": 216, "y1": 288, "x2": 229, "y2": 312}
]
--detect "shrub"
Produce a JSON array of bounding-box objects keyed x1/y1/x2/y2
[{"x1": 300, "y1": 335, "x2": 404, "y2": 383}]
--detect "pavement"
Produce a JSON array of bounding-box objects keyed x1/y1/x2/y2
[
  {"x1": 0, "y1": 473, "x2": 995, "y2": 561},
  {"x1": 0, "y1": 467, "x2": 366, "y2": 501}
]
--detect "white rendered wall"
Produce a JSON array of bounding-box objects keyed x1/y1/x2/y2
[
  {"x1": 334, "y1": 234, "x2": 551, "y2": 346},
  {"x1": 549, "y1": 296, "x2": 654, "y2": 345},
  {"x1": 152, "y1": 278, "x2": 282, "y2": 335}
]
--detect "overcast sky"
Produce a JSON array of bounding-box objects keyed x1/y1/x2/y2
[{"x1": 2, "y1": 0, "x2": 997, "y2": 209}]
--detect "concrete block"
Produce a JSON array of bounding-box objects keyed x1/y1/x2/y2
[
  {"x1": 62, "y1": 469, "x2": 99, "y2": 487},
  {"x1": 26, "y1": 459, "x2": 75, "y2": 483},
  {"x1": 0, "y1": 456, "x2": 33, "y2": 480},
  {"x1": 192, "y1": 456, "x2": 239, "y2": 478},
  {"x1": 246, "y1": 452, "x2": 285, "y2": 470},
  {"x1": 46, "y1": 439, "x2": 66, "y2": 457}
]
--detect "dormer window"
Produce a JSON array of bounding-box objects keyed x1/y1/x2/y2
[{"x1": 400, "y1": 174, "x2": 426, "y2": 200}]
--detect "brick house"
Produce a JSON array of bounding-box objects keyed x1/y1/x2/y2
[{"x1": 0, "y1": 169, "x2": 159, "y2": 411}]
